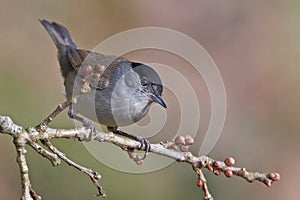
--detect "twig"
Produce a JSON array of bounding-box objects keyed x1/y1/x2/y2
[
  {"x1": 41, "y1": 139, "x2": 106, "y2": 198},
  {"x1": 28, "y1": 141, "x2": 60, "y2": 166},
  {"x1": 29, "y1": 188, "x2": 42, "y2": 200},
  {"x1": 209, "y1": 159, "x2": 280, "y2": 187},
  {"x1": 193, "y1": 166, "x2": 213, "y2": 200},
  {"x1": 35, "y1": 100, "x2": 72, "y2": 132}
]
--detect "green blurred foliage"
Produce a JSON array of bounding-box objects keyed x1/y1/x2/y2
[{"x1": 0, "y1": 0, "x2": 299, "y2": 199}]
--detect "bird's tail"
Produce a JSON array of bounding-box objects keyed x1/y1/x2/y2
[{"x1": 39, "y1": 19, "x2": 78, "y2": 50}]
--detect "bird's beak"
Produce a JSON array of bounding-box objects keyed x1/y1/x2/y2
[{"x1": 150, "y1": 94, "x2": 167, "y2": 108}]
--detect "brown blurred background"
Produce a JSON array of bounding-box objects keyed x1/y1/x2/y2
[{"x1": 0, "y1": 0, "x2": 298, "y2": 199}]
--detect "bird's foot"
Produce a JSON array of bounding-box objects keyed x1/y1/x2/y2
[
  {"x1": 134, "y1": 136, "x2": 151, "y2": 160},
  {"x1": 68, "y1": 106, "x2": 95, "y2": 141},
  {"x1": 108, "y1": 126, "x2": 151, "y2": 160},
  {"x1": 76, "y1": 119, "x2": 96, "y2": 141},
  {"x1": 82, "y1": 120, "x2": 95, "y2": 141}
]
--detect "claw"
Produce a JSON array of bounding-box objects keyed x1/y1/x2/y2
[
  {"x1": 108, "y1": 126, "x2": 151, "y2": 160},
  {"x1": 135, "y1": 137, "x2": 150, "y2": 160}
]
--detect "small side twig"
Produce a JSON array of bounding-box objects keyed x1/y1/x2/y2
[
  {"x1": 209, "y1": 158, "x2": 280, "y2": 187},
  {"x1": 28, "y1": 141, "x2": 60, "y2": 166},
  {"x1": 41, "y1": 139, "x2": 106, "y2": 198},
  {"x1": 35, "y1": 100, "x2": 72, "y2": 132},
  {"x1": 29, "y1": 188, "x2": 41, "y2": 200},
  {"x1": 193, "y1": 166, "x2": 213, "y2": 200}
]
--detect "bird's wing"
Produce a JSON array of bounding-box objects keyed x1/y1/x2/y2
[
  {"x1": 67, "y1": 48, "x2": 127, "y2": 90},
  {"x1": 67, "y1": 48, "x2": 91, "y2": 70},
  {"x1": 97, "y1": 57, "x2": 127, "y2": 90}
]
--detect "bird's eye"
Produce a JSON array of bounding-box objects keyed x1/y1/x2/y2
[{"x1": 141, "y1": 77, "x2": 149, "y2": 86}]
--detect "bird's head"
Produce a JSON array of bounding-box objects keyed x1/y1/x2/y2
[{"x1": 132, "y1": 62, "x2": 167, "y2": 108}]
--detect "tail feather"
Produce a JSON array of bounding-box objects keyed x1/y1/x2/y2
[{"x1": 39, "y1": 19, "x2": 78, "y2": 50}]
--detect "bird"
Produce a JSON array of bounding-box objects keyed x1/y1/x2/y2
[{"x1": 39, "y1": 19, "x2": 166, "y2": 158}]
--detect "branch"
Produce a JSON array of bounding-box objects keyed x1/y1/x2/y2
[{"x1": 0, "y1": 115, "x2": 280, "y2": 200}]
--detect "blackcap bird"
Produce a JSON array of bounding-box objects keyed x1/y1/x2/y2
[{"x1": 39, "y1": 20, "x2": 166, "y2": 158}]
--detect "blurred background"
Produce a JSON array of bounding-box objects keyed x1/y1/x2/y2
[{"x1": 0, "y1": 0, "x2": 298, "y2": 199}]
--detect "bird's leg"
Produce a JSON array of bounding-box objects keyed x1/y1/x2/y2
[
  {"x1": 107, "y1": 126, "x2": 151, "y2": 160},
  {"x1": 68, "y1": 105, "x2": 94, "y2": 141}
]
